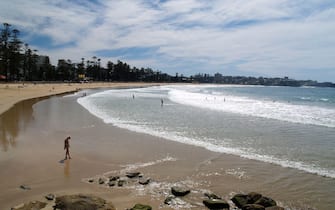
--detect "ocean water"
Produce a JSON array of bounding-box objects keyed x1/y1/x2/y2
[{"x1": 77, "y1": 84, "x2": 335, "y2": 179}]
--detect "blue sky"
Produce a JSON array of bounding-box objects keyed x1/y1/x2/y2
[{"x1": 1, "y1": 0, "x2": 334, "y2": 82}]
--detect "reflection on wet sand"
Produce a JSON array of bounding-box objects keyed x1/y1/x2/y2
[
  {"x1": 64, "y1": 159, "x2": 70, "y2": 177},
  {"x1": 0, "y1": 98, "x2": 39, "y2": 151}
]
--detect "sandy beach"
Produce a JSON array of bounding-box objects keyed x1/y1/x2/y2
[
  {"x1": 0, "y1": 82, "x2": 333, "y2": 210},
  {"x1": 0, "y1": 82, "x2": 179, "y2": 209},
  {"x1": 0, "y1": 82, "x2": 164, "y2": 115},
  {"x1": 0, "y1": 82, "x2": 218, "y2": 209}
]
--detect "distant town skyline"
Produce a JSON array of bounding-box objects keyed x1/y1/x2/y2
[{"x1": 1, "y1": 0, "x2": 334, "y2": 82}]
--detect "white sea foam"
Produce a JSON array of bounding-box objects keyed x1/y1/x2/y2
[
  {"x1": 62, "y1": 92, "x2": 81, "y2": 97},
  {"x1": 225, "y1": 168, "x2": 248, "y2": 179},
  {"x1": 299, "y1": 97, "x2": 311, "y2": 101},
  {"x1": 119, "y1": 156, "x2": 177, "y2": 174},
  {"x1": 168, "y1": 88, "x2": 335, "y2": 128}
]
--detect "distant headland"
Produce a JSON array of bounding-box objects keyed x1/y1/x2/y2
[{"x1": 186, "y1": 73, "x2": 335, "y2": 88}]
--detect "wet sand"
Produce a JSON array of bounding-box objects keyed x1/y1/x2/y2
[
  {"x1": 0, "y1": 87, "x2": 218, "y2": 209},
  {"x1": 0, "y1": 84, "x2": 334, "y2": 209}
]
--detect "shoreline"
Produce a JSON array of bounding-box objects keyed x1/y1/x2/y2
[
  {"x1": 0, "y1": 87, "x2": 223, "y2": 209},
  {"x1": 0, "y1": 83, "x2": 334, "y2": 209},
  {"x1": 0, "y1": 82, "x2": 165, "y2": 115}
]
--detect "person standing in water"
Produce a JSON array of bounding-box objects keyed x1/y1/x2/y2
[
  {"x1": 64, "y1": 136, "x2": 71, "y2": 159},
  {"x1": 161, "y1": 98, "x2": 164, "y2": 106}
]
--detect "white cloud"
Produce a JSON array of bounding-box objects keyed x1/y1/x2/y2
[{"x1": 0, "y1": 0, "x2": 334, "y2": 81}]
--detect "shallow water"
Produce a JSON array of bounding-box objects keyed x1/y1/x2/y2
[{"x1": 77, "y1": 85, "x2": 335, "y2": 179}]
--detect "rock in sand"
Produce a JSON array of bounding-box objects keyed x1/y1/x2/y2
[
  {"x1": 126, "y1": 172, "x2": 141, "y2": 178},
  {"x1": 19, "y1": 185, "x2": 31, "y2": 190},
  {"x1": 171, "y1": 186, "x2": 191, "y2": 197},
  {"x1": 45, "y1": 193, "x2": 55, "y2": 201},
  {"x1": 242, "y1": 204, "x2": 265, "y2": 210},
  {"x1": 128, "y1": 203, "x2": 152, "y2": 210},
  {"x1": 203, "y1": 199, "x2": 230, "y2": 209},
  {"x1": 139, "y1": 177, "x2": 151, "y2": 185},
  {"x1": 54, "y1": 194, "x2": 115, "y2": 210}
]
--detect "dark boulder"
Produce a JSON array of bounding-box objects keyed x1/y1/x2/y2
[
  {"x1": 45, "y1": 193, "x2": 55, "y2": 201},
  {"x1": 171, "y1": 186, "x2": 191, "y2": 197},
  {"x1": 203, "y1": 199, "x2": 230, "y2": 209},
  {"x1": 109, "y1": 176, "x2": 120, "y2": 181},
  {"x1": 129, "y1": 203, "x2": 152, "y2": 210},
  {"x1": 108, "y1": 180, "x2": 116, "y2": 187},
  {"x1": 232, "y1": 192, "x2": 279, "y2": 209},
  {"x1": 126, "y1": 172, "x2": 141, "y2": 178},
  {"x1": 255, "y1": 196, "x2": 277, "y2": 208},
  {"x1": 247, "y1": 192, "x2": 262, "y2": 204},
  {"x1": 54, "y1": 194, "x2": 115, "y2": 210},
  {"x1": 164, "y1": 195, "x2": 175, "y2": 205},
  {"x1": 19, "y1": 185, "x2": 31, "y2": 190},
  {"x1": 118, "y1": 180, "x2": 126, "y2": 187},
  {"x1": 242, "y1": 204, "x2": 265, "y2": 210},
  {"x1": 139, "y1": 177, "x2": 151, "y2": 185},
  {"x1": 99, "y1": 178, "x2": 105, "y2": 185},
  {"x1": 231, "y1": 194, "x2": 248, "y2": 208}
]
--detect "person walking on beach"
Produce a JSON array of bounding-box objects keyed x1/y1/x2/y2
[{"x1": 64, "y1": 136, "x2": 71, "y2": 160}]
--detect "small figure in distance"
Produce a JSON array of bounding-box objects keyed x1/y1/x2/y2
[
  {"x1": 161, "y1": 98, "x2": 164, "y2": 107},
  {"x1": 64, "y1": 136, "x2": 71, "y2": 160}
]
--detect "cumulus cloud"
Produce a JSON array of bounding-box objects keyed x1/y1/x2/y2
[{"x1": 0, "y1": 0, "x2": 334, "y2": 81}]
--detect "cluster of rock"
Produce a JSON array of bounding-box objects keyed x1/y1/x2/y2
[
  {"x1": 86, "y1": 171, "x2": 286, "y2": 209},
  {"x1": 163, "y1": 186, "x2": 230, "y2": 209},
  {"x1": 11, "y1": 193, "x2": 155, "y2": 210},
  {"x1": 88, "y1": 171, "x2": 151, "y2": 188},
  {"x1": 164, "y1": 187, "x2": 284, "y2": 210},
  {"x1": 11, "y1": 194, "x2": 115, "y2": 210},
  {"x1": 13, "y1": 171, "x2": 284, "y2": 210}
]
